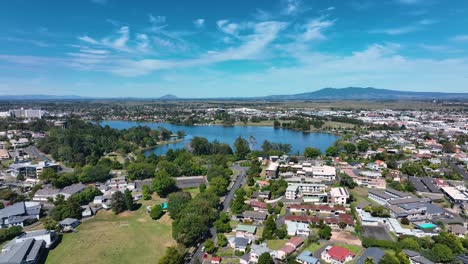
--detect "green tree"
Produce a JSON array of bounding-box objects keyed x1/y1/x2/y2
[
  {"x1": 191, "y1": 137, "x2": 211, "y2": 155},
  {"x1": 153, "y1": 170, "x2": 178, "y2": 198},
  {"x1": 396, "y1": 251, "x2": 410, "y2": 264},
  {"x1": 123, "y1": 188, "x2": 134, "y2": 211},
  {"x1": 401, "y1": 237, "x2": 420, "y2": 251},
  {"x1": 304, "y1": 147, "x2": 321, "y2": 158},
  {"x1": 142, "y1": 185, "x2": 152, "y2": 200},
  {"x1": 199, "y1": 183, "x2": 206, "y2": 193},
  {"x1": 357, "y1": 140, "x2": 369, "y2": 152},
  {"x1": 167, "y1": 192, "x2": 192, "y2": 220},
  {"x1": 344, "y1": 143, "x2": 357, "y2": 154},
  {"x1": 318, "y1": 225, "x2": 332, "y2": 240},
  {"x1": 217, "y1": 233, "x2": 228, "y2": 247},
  {"x1": 258, "y1": 252, "x2": 274, "y2": 264},
  {"x1": 364, "y1": 257, "x2": 374, "y2": 264},
  {"x1": 127, "y1": 162, "x2": 156, "y2": 180},
  {"x1": 234, "y1": 137, "x2": 250, "y2": 160},
  {"x1": 204, "y1": 239, "x2": 216, "y2": 254},
  {"x1": 208, "y1": 177, "x2": 228, "y2": 196},
  {"x1": 150, "y1": 205, "x2": 164, "y2": 220},
  {"x1": 326, "y1": 146, "x2": 339, "y2": 157},
  {"x1": 431, "y1": 243, "x2": 453, "y2": 263},
  {"x1": 111, "y1": 190, "x2": 126, "y2": 214},
  {"x1": 380, "y1": 253, "x2": 400, "y2": 264},
  {"x1": 158, "y1": 246, "x2": 185, "y2": 264},
  {"x1": 39, "y1": 168, "x2": 58, "y2": 183},
  {"x1": 42, "y1": 218, "x2": 59, "y2": 231}
]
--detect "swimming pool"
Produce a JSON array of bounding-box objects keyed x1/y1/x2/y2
[{"x1": 417, "y1": 223, "x2": 436, "y2": 229}]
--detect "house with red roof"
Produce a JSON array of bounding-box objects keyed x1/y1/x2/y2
[
  {"x1": 321, "y1": 245, "x2": 355, "y2": 264},
  {"x1": 276, "y1": 237, "x2": 305, "y2": 260},
  {"x1": 211, "y1": 256, "x2": 221, "y2": 264}
]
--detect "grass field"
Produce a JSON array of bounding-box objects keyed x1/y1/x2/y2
[
  {"x1": 266, "y1": 239, "x2": 288, "y2": 250},
  {"x1": 46, "y1": 197, "x2": 175, "y2": 264},
  {"x1": 306, "y1": 242, "x2": 323, "y2": 253},
  {"x1": 335, "y1": 243, "x2": 363, "y2": 254}
]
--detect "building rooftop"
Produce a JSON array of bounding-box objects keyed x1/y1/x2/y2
[{"x1": 297, "y1": 250, "x2": 319, "y2": 264}]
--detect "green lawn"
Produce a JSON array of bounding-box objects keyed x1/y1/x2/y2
[
  {"x1": 46, "y1": 197, "x2": 175, "y2": 264},
  {"x1": 266, "y1": 239, "x2": 288, "y2": 250},
  {"x1": 184, "y1": 187, "x2": 200, "y2": 197},
  {"x1": 335, "y1": 243, "x2": 362, "y2": 254},
  {"x1": 305, "y1": 242, "x2": 323, "y2": 253}
]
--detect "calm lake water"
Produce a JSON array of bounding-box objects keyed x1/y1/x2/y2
[{"x1": 100, "y1": 120, "x2": 339, "y2": 156}]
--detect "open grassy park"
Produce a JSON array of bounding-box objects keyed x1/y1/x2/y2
[{"x1": 46, "y1": 197, "x2": 175, "y2": 264}]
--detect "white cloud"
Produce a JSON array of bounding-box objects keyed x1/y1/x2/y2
[
  {"x1": 78, "y1": 35, "x2": 99, "y2": 44},
  {"x1": 370, "y1": 19, "x2": 436, "y2": 35},
  {"x1": 79, "y1": 26, "x2": 131, "y2": 52},
  {"x1": 2, "y1": 37, "x2": 50, "y2": 47},
  {"x1": 90, "y1": 0, "x2": 107, "y2": 5},
  {"x1": 216, "y1": 20, "x2": 244, "y2": 36},
  {"x1": 253, "y1": 9, "x2": 272, "y2": 21},
  {"x1": 451, "y1": 35, "x2": 468, "y2": 42},
  {"x1": 395, "y1": 0, "x2": 423, "y2": 5},
  {"x1": 301, "y1": 17, "x2": 334, "y2": 41},
  {"x1": 419, "y1": 44, "x2": 462, "y2": 53},
  {"x1": 193, "y1": 18, "x2": 205, "y2": 28},
  {"x1": 327, "y1": 7, "x2": 335, "y2": 11},
  {"x1": 282, "y1": 0, "x2": 302, "y2": 15},
  {"x1": 149, "y1": 14, "x2": 166, "y2": 24}
]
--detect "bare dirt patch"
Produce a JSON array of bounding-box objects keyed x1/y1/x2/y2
[{"x1": 331, "y1": 231, "x2": 361, "y2": 246}]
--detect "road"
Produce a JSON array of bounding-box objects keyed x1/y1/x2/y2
[
  {"x1": 25, "y1": 145, "x2": 74, "y2": 173},
  {"x1": 190, "y1": 162, "x2": 248, "y2": 264}
]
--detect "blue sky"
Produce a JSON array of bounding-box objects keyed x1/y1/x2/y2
[{"x1": 0, "y1": 0, "x2": 467, "y2": 97}]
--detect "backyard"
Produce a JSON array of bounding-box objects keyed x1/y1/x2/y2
[{"x1": 46, "y1": 197, "x2": 175, "y2": 264}]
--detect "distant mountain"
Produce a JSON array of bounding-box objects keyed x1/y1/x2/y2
[
  {"x1": 158, "y1": 94, "x2": 179, "y2": 100},
  {"x1": 263, "y1": 87, "x2": 468, "y2": 100}
]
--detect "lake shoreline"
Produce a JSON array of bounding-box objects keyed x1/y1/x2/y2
[{"x1": 100, "y1": 120, "x2": 340, "y2": 156}]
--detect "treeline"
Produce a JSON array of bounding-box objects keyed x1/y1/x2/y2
[
  {"x1": 362, "y1": 232, "x2": 468, "y2": 263},
  {"x1": 37, "y1": 119, "x2": 178, "y2": 167}
]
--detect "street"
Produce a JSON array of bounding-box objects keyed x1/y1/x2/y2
[{"x1": 190, "y1": 161, "x2": 248, "y2": 264}]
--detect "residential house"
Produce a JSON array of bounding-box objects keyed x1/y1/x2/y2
[
  {"x1": 10, "y1": 161, "x2": 60, "y2": 182},
  {"x1": 297, "y1": 250, "x2": 320, "y2": 264},
  {"x1": 228, "y1": 237, "x2": 250, "y2": 253},
  {"x1": 0, "y1": 229, "x2": 57, "y2": 264},
  {"x1": 450, "y1": 225, "x2": 467, "y2": 238},
  {"x1": 241, "y1": 211, "x2": 268, "y2": 223},
  {"x1": 235, "y1": 225, "x2": 257, "y2": 239},
  {"x1": 0, "y1": 202, "x2": 41, "y2": 228},
  {"x1": 33, "y1": 183, "x2": 87, "y2": 201},
  {"x1": 265, "y1": 162, "x2": 279, "y2": 179},
  {"x1": 244, "y1": 243, "x2": 272, "y2": 264},
  {"x1": 0, "y1": 149, "x2": 9, "y2": 160},
  {"x1": 321, "y1": 245, "x2": 355, "y2": 264},
  {"x1": 329, "y1": 187, "x2": 350, "y2": 206},
  {"x1": 403, "y1": 250, "x2": 434, "y2": 264},
  {"x1": 59, "y1": 218, "x2": 80, "y2": 232},
  {"x1": 276, "y1": 237, "x2": 304, "y2": 260}
]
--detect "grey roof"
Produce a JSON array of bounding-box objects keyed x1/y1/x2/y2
[
  {"x1": 403, "y1": 250, "x2": 420, "y2": 258},
  {"x1": 59, "y1": 218, "x2": 80, "y2": 226},
  {"x1": 386, "y1": 189, "x2": 413, "y2": 198},
  {"x1": 0, "y1": 239, "x2": 35, "y2": 264},
  {"x1": 388, "y1": 197, "x2": 429, "y2": 205},
  {"x1": 0, "y1": 202, "x2": 25, "y2": 219},
  {"x1": 242, "y1": 211, "x2": 268, "y2": 220},
  {"x1": 412, "y1": 256, "x2": 434, "y2": 264},
  {"x1": 34, "y1": 187, "x2": 59, "y2": 196},
  {"x1": 356, "y1": 248, "x2": 385, "y2": 264},
  {"x1": 233, "y1": 237, "x2": 250, "y2": 248},
  {"x1": 25, "y1": 239, "x2": 44, "y2": 262},
  {"x1": 250, "y1": 243, "x2": 271, "y2": 256},
  {"x1": 17, "y1": 229, "x2": 50, "y2": 239},
  {"x1": 60, "y1": 183, "x2": 86, "y2": 195}
]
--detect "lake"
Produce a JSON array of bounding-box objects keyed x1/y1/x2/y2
[{"x1": 100, "y1": 120, "x2": 339, "y2": 156}]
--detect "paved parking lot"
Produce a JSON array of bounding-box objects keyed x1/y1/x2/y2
[{"x1": 362, "y1": 225, "x2": 393, "y2": 241}]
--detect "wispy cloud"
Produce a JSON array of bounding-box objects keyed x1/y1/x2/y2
[
  {"x1": 395, "y1": 0, "x2": 424, "y2": 5},
  {"x1": 193, "y1": 18, "x2": 205, "y2": 28},
  {"x1": 451, "y1": 35, "x2": 468, "y2": 42},
  {"x1": 2, "y1": 37, "x2": 51, "y2": 47},
  {"x1": 419, "y1": 44, "x2": 463, "y2": 53},
  {"x1": 282, "y1": 0, "x2": 302, "y2": 15},
  {"x1": 301, "y1": 17, "x2": 335, "y2": 41},
  {"x1": 90, "y1": 0, "x2": 107, "y2": 5},
  {"x1": 370, "y1": 19, "x2": 437, "y2": 35}
]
